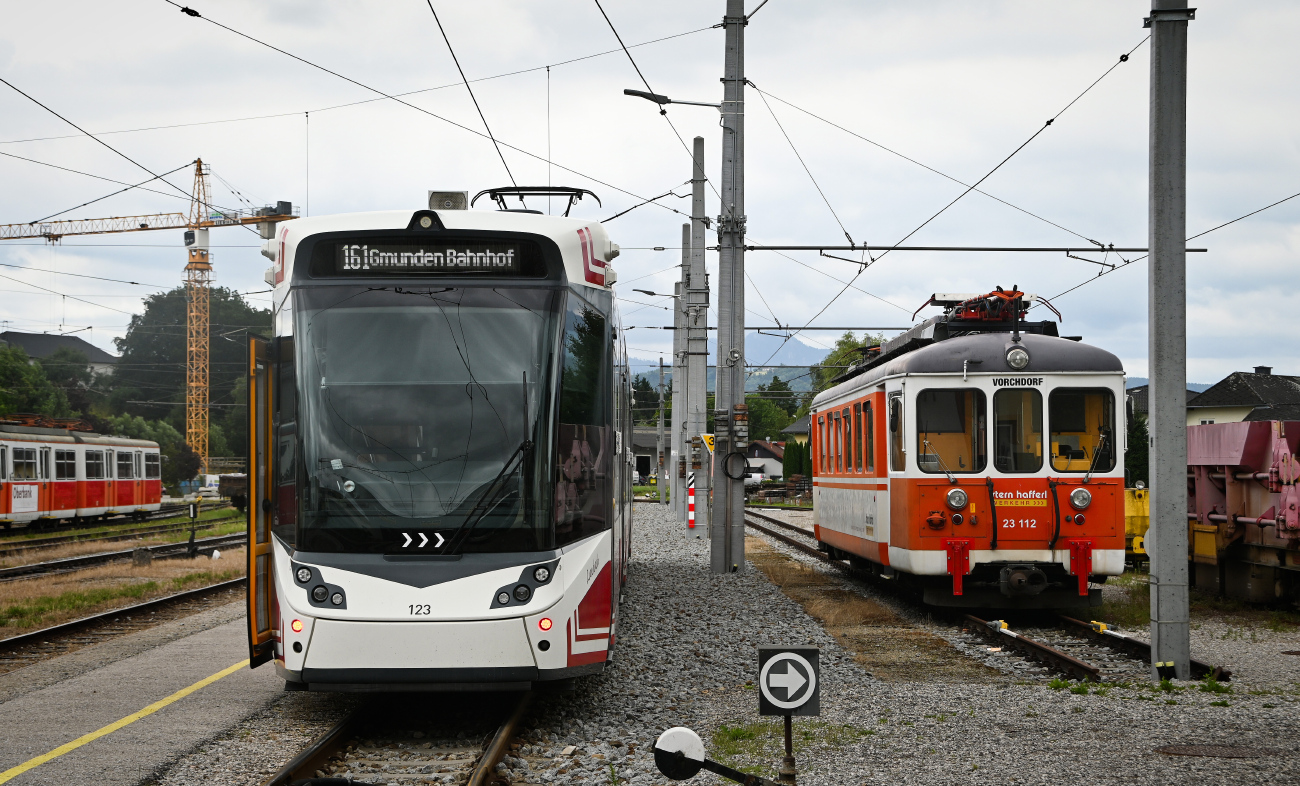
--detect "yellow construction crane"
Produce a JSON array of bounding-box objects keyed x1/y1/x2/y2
[{"x1": 0, "y1": 159, "x2": 296, "y2": 471}]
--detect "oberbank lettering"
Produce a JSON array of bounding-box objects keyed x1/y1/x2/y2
[
  {"x1": 992, "y1": 377, "x2": 1043, "y2": 387},
  {"x1": 993, "y1": 489, "x2": 1049, "y2": 507}
]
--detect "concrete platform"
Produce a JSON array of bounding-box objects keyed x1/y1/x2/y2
[{"x1": 0, "y1": 601, "x2": 283, "y2": 785}]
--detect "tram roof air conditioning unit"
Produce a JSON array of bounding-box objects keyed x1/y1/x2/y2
[{"x1": 429, "y1": 191, "x2": 468, "y2": 210}]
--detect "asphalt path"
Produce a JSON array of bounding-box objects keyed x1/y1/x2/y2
[{"x1": 0, "y1": 602, "x2": 282, "y2": 785}]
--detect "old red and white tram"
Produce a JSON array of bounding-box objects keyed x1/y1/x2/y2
[
  {"x1": 247, "y1": 191, "x2": 634, "y2": 690},
  {"x1": 0, "y1": 418, "x2": 162, "y2": 528},
  {"x1": 810, "y1": 289, "x2": 1126, "y2": 609}
]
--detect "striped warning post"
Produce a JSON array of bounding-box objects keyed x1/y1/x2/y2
[{"x1": 687, "y1": 472, "x2": 696, "y2": 529}]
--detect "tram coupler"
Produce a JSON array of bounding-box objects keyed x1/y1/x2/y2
[{"x1": 654, "y1": 727, "x2": 780, "y2": 786}]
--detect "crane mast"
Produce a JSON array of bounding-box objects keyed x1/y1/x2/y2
[
  {"x1": 0, "y1": 159, "x2": 296, "y2": 478},
  {"x1": 186, "y1": 160, "x2": 213, "y2": 470}
]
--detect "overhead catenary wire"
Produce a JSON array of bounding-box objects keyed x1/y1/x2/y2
[
  {"x1": 0, "y1": 28, "x2": 716, "y2": 148},
  {"x1": 165, "y1": 2, "x2": 693, "y2": 222},
  {"x1": 753, "y1": 83, "x2": 857, "y2": 248},
  {"x1": 0, "y1": 261, "x2": 168, "y2": 288},
  {"x1": 27, "y1": 162, "x2": 195, "y2": 225},
  {"x1": 1045, "y1": 188, "x2": 1300, "y2": 304},
  {"x1": 424, "y1": 1, "x2": 516, "y2": 188}
]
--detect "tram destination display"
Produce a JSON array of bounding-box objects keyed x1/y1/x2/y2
[{"x1": 334, "y1": 241, "x2": 522, "y2": 275}]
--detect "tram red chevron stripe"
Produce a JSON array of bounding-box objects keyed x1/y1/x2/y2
[{"x1": 577, "y1": 228, "x2": 605, "y2": 285}]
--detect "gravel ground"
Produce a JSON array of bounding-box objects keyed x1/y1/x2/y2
[{"x1": 154, "y1": 503, "x2": 1300, "y2": 785}]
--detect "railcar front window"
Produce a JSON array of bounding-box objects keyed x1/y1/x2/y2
[
  {"x1": 993, "y1": 389, "x2": 1043, "y2": 473},
  {"x1": 295, "y1": 286, "x2": 561, "y2": 553},
  {"x1": 915, "y1": 389, "x2": 987, "y2": 474},
  {"x1": 1050, "y1": 388, "x2": 1116, "y2": 472}
]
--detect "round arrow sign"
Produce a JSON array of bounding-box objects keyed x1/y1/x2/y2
[{"x1": 758, "y1": 652, "x2": 816, "y2": 710}]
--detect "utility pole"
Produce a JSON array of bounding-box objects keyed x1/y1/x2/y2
[
  {"x1": 711, "y1": 0, "x2": 746, "y2": 573},
  {"x1": 687, "y1": 138, "x2": 711, "y2": 541},
  {"x1": 1146, "y1": 0, "x2": 1194, "y2": 680},
  {"x1": 657, "y1": 357, "x2": 666, "y2": 505},
  {"x1": 673, "y1": 227, "x2": 689, "y2": 523}
]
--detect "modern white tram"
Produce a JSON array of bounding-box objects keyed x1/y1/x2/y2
[{"x1": 247, "y1": 189, "x2": 634, "y2": 690}]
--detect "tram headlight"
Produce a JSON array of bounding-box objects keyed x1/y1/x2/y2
[
  {"x1": 330, "y1": 592, "x2": 344, "y2": 606},
  {"x1": 1069, "y1": 487, "x2": 1092, "y2": 510},
  {"x1": 311, "y1": 585, "x2": 329, "y2": 603},
  {"x1": 946, "y1": 488, "x2": 968, "y2": 510},
  {"x1": 296, "y1": 567, "x2": 312, "y2": 584},
  {"x1": 497, "y1": 592, "x2": 510, "y2": 605},
  {"x1": 514, "y1": 584, "x2": 532, "y2": 602},
  {"x1": 533, "y1": 566, "x2": 551, "y2": 583},
  {"x1": 1006, "y1": 346, "x2": 1030, "y2": 370}
]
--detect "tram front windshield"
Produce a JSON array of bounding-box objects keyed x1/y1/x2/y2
[{"x1": 294, "y1": 286, "x2": 560, "y2": 553}]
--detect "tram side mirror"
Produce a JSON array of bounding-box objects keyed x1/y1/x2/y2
[
  {"x1": 261, "y1": 499, "x2": 274, "y2": 514},
  {"x1": 1125, "y1": 394, "x2": 1135, "y2": 426}
]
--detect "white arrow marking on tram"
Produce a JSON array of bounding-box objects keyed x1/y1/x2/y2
[
  {"x1": 401, "y1": 532, "x2": 412, "y2": 548},
  {"x1": 434, "y1": 532, "x2": 445, "y2": 548},
  {"x1": 419, "y1": 533, "x2": 428, "y2": 548},
  {"x1": 767, "y1": 663, "x2": 807, "y2": 697}
]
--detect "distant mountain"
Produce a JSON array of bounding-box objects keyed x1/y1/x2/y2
[{"x1": 627, "y1": 332, "x2": 833, "y2": 392}]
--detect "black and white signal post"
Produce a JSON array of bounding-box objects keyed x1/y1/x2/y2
[{"x1": 758, "y1": 646, "x2": 819, "y2": 784}]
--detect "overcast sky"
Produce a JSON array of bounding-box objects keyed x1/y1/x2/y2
[{"x1": 2, "y1": 1, "x2": 1297, "y2": 383}]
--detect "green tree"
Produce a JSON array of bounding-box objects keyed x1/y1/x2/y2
[
  {"x1": 109, "y1": 285, "x2": 271, "y2": 432},
  {"x1": 745, "y1": 394, "x2": 793, "y2": 444},
  {"x1": 169, "y1": 441, "x2": 203, "y2": 485},
  {"x1": 37, "y1": 347, "x2": 97, "y2": 416},
  {"x1": 631, "y1": 374, "x2": 658, "y2": 425},
  {"x1": 799, "y1": 332, "x2": 886, "y2": 417},
  {"x1": 0, "y1": 345, "x2": 70, "y2": 416},
  {"x1": 758, "y1": 375, "x2": 798, "y2": 417}
]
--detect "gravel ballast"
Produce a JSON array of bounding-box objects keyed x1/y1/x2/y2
[{"x1": 154, "y1": 503, "x2": 1300, "y2": 785}]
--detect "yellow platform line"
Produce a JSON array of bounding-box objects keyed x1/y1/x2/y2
[{"x1": 0, "y1": 659, "x2": 249, "y2": 784}]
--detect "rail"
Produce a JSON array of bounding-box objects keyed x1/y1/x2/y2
[
  {"x1": 0, "y1": 533, "x2": 245, "y2": 581},
  {"x1": 0, "y1": 515, "x2": 236, "y2": 557},
  {"x1": 1056, "y1": 615, "x2": 1230, "y2": 681},
  {"x1": 964, "y1": 615, "x2": 1101, "y2": 682}
]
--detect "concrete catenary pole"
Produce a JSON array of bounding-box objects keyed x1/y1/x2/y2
[
  {"x1": 657, "y1": 357, "x2": 666, "y2": 505},
  {"x1": 687, "y1": 140, "x2": 711, "y2": 540},
  {"x1": 1146, "y1": 0, "x2": 1194, "y2": 680},
  {"x1": 711, "y1": 0, "x2": 746, "y2": 573},
  {"x1": 672, "y1": 229, "x2": 689, "y2": 522}
]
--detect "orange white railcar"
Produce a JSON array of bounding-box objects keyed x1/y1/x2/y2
[
  {"x1": 810, "y1": 288, "x2": 1126, "y2": 609},
  {"x1": 0, "y1": 420, "x2": 162, "y2": 528}
]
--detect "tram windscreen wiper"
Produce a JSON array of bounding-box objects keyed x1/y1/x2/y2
[{"x1": 442, "y1": 372, "x2": 535, "y2": 555}]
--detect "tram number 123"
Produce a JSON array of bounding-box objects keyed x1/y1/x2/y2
[
  {"x1": 409, "y1": 604, "x2": 432, "y2": 616},
  {"x1": 999, "y1": 518, "x2": 1039, "y2": 529}
]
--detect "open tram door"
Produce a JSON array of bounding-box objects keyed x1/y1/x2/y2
[{"x1": 247, "y1": 336, "x2": 276, "y2": 666}]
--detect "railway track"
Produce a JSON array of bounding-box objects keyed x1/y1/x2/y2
[
  {"x1": 0, "y1": 514, "x2": 239, "y2": 558},
  {"x1": 0, "y1": 532, "x2": 246, "y2": 582},
  {"x1": 0, "y1": 502, "x2": 232, "y2": 542},
  {"x1": 262, "y1": 691, "x2": 533, "y2": 786},
  {"x1": 0, "y1": 577, "x2": 246, "y2": 675},
  {"x1": 743, "y1": 506, "x2": 1230, "y2": 684}
]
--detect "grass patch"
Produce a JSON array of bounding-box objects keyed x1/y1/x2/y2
[
  {"x1": 1098, "y1": 567, "x2": 1300, "y2": 629},
  {"x1": 1048, "y1": 678, "x2": 1069, "y2": 691},
  {"x1": 711, "y1": 720, "x2": 871, "y2": 777},
  {"x1": 0, "y1": 507, "x2": 240, "y2": 544},
  {"x1": 1209, "y1": 700, "x2": 1230, "y2": 707},
  {"x1": 1199, "y1": 677, "x2": 1232, "y2": 695},
  {"x1": 0, "y1": 565, "x2": 242, "y2": 630}
]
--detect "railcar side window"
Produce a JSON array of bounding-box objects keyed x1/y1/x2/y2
[
  {"x1": 993, "y1": 389, "x2": 1043, "y2": 473},
  {"x1": 817, "y1": 415, "x2": 826, "y2": 472},
  {"x1": 145, "y1": 453, "x2": 161, "y2": 479},
  {"x1": 0, "y1": 446, "x2": 6, "y2": 480},
  {"x1": 888, "y1": 394, "x2": 904, "y2": 472},
  {"x1": 842, "y1": 408, "x2": 852, "y2": 472},
  {"x1": 853, "y1": 403, "x2": 863, "y2": 472},
  {"x1": 55, "y1": 449, "x2": 77, "y2": 480},
  {"x1": 12, "y1": 448, "x2": 35, "y2": 479},
  {"x1": 1050, "y1": 389, "x2": 1116, "y2": 472},
  {"x1": 117, "y1": 451, "x2": 135, "y2": 480},
  {"x1": 864, "y1": 401, "x2": 875, "y2": 472},
  {"x1": 915, "y1": 389, "x2": 987, "y2": 474},
  {"x1": 85, "y1": 450, "x2": 105, "y2": 480},
  {"x1": 833, "y1": 412, "x2": 843, "y2": 472}
]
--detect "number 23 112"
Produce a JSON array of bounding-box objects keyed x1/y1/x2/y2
[{"x1": 1000, "y1": 518, "x2": 1038, "y2": 529}]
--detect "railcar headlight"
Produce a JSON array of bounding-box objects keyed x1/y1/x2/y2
[
  {"x1": 1069, "y1": 487, "x2": 1092, "y2": 510},
  {"x1": 533, "y1": 566, "x2": 551, "y2": 583},
  {"x1": 514, "y1": 584, "x2": 532, "y2": 602},
  {"x1": 946, "y1": 488, "x2": 969, "y2": 510},
  {"x1": 296, "y1": 567, "x2": 312, "y2": 583},
  {"x1": 1006, "y1": 346, "x2": 1030, "y2": 370}
]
